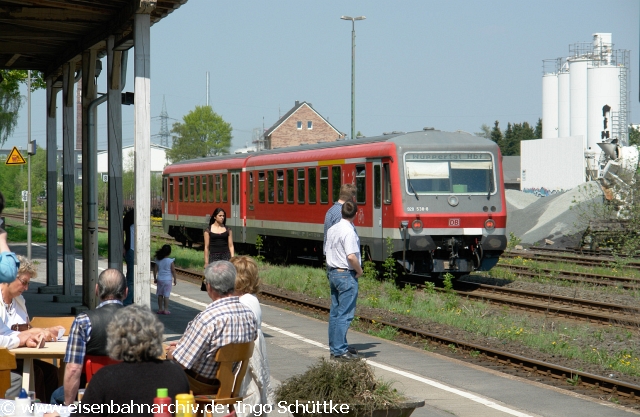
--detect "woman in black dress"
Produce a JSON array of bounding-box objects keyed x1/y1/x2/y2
[{"x1": 203, "y1": 207, "x2": 234, "y2": 266}]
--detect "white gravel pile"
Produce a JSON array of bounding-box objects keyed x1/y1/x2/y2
[{"x1": 505, "y1": 182, "x2": 603, "y2": 246}]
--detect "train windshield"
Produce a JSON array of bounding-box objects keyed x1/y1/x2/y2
[{"x1": 404, "y1": 152, "x2": 495, "y2": 195}]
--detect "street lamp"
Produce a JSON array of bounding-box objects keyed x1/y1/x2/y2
[{"x1": 341, "y1": 15, "x2": 365, "y2": 140}]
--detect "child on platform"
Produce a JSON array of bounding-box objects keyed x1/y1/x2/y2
[{"x1": 153, "y1": 244, "x2": 177, "y2": 315}]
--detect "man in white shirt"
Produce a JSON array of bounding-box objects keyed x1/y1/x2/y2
[{"x1": 325, "y1": 201, "x2": 363, "y2": 360}]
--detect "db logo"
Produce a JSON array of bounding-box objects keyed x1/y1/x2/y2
[{"x1": 448, "y1": 218, "x2": 460, "y2": 227}]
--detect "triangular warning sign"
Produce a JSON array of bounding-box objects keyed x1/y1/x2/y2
[{"x1": 5, "y1": 147, "x2": 26, "y2": 165}]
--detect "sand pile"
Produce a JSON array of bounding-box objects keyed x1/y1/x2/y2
[{"x1": 505, "y1": 182, "x2": 603, "y2": 246}]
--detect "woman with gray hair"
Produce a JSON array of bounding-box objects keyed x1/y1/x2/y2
[{"x1": 77, "y1": 305, "x2": 189, "y2": 416}]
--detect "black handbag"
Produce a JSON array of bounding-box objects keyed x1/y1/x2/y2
[{"x1": 200, "y1": 279, "x2": 207, "y2": 291}]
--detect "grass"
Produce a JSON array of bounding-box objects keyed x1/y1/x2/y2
[
  {"x1": 7, "y1": 214, "x2": 640, "y2": 380},
  {"x1": 259, "y1": 264, "x2": 640, "y2": 379}
]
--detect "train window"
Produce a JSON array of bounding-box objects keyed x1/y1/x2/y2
[
  {"x1": 208, "y1": 175, "x2": 214, "y2": 203},
  {"x1": 374, "y1": 165, "x2": 381, "y2": 209},
  {"x1": 355, "y1": 165, "x2": 366, "y2": 204},
  {"x1": 215, "y1": 175, "x2": 221, "y2": 202},
  {"x1": 286, "y1": 169, "x2": 294, "y2": 203},
  {"x1": 276, "y1": 170, "x2": 284, "y2": 203},
  {"x1": 201, "y1": 176, "x2": 207, "y2": 202},
  {"x1": 189, "y1": 176, "x2": 195, "y2": 202},
  {"x1": 195, "y1": 176, "x2": 200, "y2": 202},
  {"x1": 308, "y1": 168, "x2": 317, "y2": 204},
  {"x1": 383, "y1": 163, "x2": 392, "y2": 204},
  {"x1": 249, "y1": 172, "x2": 254, "y2": 205},
  {"x1": 297, "y1": 169, "x2": 305, "y2": 204},
  {"x1": 178, "y1": 177, "x2": 183, "y2": 202},
  {"x1": 258, "y1": 172, "x2": 265, "y2": 203},
  {"x1": 320, "y1": 167, "x2": 329, "y2": 204},
  {"x1": 222, "y1": 174, "x2": 228, "y2": 202},
  {"x1": 169, "y1": 178, "x2": 174, "y2": 202},
  {"x1": 404, "y1": 155, "x2": 494, "y2": 194},
  {"x1": 267, "y1": 171, "x2": 274, "y2": 203},
  {"x1": 332, "y1": 166, "x2": 341, "y2": 202}
]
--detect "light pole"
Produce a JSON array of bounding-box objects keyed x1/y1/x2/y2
[{"x1": 341, "y1": 15, "x2": 365, "y2": 140}]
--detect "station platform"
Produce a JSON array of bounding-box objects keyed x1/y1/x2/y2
[{"x1": 10, "y1": 242, "x2": 640, "y2": 417}]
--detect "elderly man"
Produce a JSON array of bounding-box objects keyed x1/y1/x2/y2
[
  {"x1": 325, "y1": 201, "x2": 363, "y2": 361},
  {"x1": 51, "y1": 268, "x2": 127, "y2": 405},
  {"x1": 167, "y1": 261, "x2": 257, "y2": 395},
  {"x1": 323, "y1": 183, "x2": 356, "y2": 255}
]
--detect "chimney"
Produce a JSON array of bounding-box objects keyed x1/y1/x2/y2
[{"x1": 295, "y1": 100, "x2": 299, "y2": 106}]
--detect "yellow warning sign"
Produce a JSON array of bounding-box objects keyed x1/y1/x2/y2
[{"x1": 5, "y1": 147, "x2": 26, "y2": 165}]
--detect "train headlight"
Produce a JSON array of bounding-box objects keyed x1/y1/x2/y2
[
  {"x1": 448, "y1": 196, "x2": 459, "y2": 207},
  {"x1": 411, "y1": 220, "x2": 423, "y2": 233},
  {"x1": 484, "y1": 219, "x2": 496, "y2": 231}
]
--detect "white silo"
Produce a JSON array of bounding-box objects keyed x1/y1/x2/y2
[
  {"x1": 557, "y1": 62, "x2": 571, "y2": 137},
  {"x1": 587, "y1": 64, "x2": 619, "y2": 154},
  {"x1": 569, "y1": 51, "x2": 590, "y2": 149},
  {"x1": 542, "y1": 59, "x2": 559, "y2": 138}
]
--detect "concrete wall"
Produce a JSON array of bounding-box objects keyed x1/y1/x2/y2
[{"x1": 520, "y1": 136, "x2": 585, "y2": 194}]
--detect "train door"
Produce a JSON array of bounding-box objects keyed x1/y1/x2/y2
[
  {"x1": 372, "y1": 161, "x2": 384, "y2": 259},
  {"x1": 229, "y1": 171, "x2": 242, "y2": 242}
]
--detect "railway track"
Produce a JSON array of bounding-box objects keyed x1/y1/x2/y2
[
  {"x1": 494, "y1": 263, "x2": 640, "y2": 290},
  {"x1": 503, "y1": 248, "x2": 640, "y2": 271},
  {"x1": 2, "y1": 213, "x2": 173, "y2": 240},
  {"x1": 173, "y1": 266, "x2": 640, "y2": 405},
  {"x1": 452, "y1": 280, "x2": 640, "y2": 328}
]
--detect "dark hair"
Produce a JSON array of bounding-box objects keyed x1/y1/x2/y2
[
  {"x1": 0, "y1": 190, "x2": 4, "y2": 215},
  {"x1": 154, "y1": 244, "x2": 171, "y2": 261},
  {"x1": 209, "y1": 207, "x2": 227, "y2": 227},
  {"x1": 123, "y1": 209, "x2": 134, "y2": 227},
  {"x1": 342, "y1": 201, "x2": 358, "y2": 219}
]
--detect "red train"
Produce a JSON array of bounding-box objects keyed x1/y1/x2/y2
[{"x1": 162, "y1": 129, "x2": 507, "y2": 276}]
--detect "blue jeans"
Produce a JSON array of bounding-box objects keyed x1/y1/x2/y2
[
  {"x1": 124, "y1": 249, "x2": 134, "y2": 305},
  {"x1": 50, "y1": 385, "x2": 64, "y2": 405},
  {"x1": 328, "y1": 269, "x2": 358, "y2": 356}
]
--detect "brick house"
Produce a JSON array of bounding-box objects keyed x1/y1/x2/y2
[{"x1": 263, "y1": 101, "x2": 345, "y2": 149}]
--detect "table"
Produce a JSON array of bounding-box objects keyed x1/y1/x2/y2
[{"x1": 11, "y1": 341, "x2": 67, "y2": 392}]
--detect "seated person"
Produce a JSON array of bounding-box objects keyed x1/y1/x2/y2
[
  {"x1": 50, "y1": 269, "x2": 127, "y2": 405},
  {"x1": 75, "y1": 305, "x2": 189, "y2": 417},
  {"x1": 230, "y1": 256, "x2": 274, "y2": 416},
  {"x1": 0, "y1": 256, "x2": 63, "y2": 400},
  {"x1": 166, "y1": 261, "x2": 257, "y2": 395},
  {"x1": 0, "y1": 191, "x2": 19, "y2": 284}
]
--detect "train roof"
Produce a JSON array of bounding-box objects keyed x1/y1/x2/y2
[{"x1": 163, "y1": 129, "x2": 498, "y2": 173}]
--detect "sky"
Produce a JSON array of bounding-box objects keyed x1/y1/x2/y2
[{"x1": 4, "y1": 0, "x2": 640, "y2": 153}]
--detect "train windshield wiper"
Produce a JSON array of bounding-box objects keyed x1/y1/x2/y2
[
  {"x1": 406, "y1": 172, "x2": 419, "y2": 201},
  {"x1": 487, "y1": 166, "x2": 494, "y2": 200}
]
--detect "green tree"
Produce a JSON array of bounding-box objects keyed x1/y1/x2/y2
[
  {"x1": 167, "y1": 106, "x2": 232, "y2": 162},
  {"x1": 475, "y1": 123, "x2": 491, "y2": 139},
  {"x1": 629, "y1": 126, "x2": 640, "y2": 147},
  {"x1": 490, "y1": 121, "x2": 503, "y2": 146},
  {"x1": 534, "y1": 118, "x2": 542, "y2": 139},
  {"x1": 0, "y1": 71, "x2": 45, "y2": 147}
]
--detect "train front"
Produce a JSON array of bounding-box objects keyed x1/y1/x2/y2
[{"x1": 391, "y1": 131, "x2": 507, "y2": 277}]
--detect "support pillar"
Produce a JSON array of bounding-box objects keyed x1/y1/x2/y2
[
  {"x1": 45, "y1": 77, "x2": 60, "y2": 288},
  {"x1": 133, "y1": 11, "x2": 152, "y2": 307},
  {"x1": 107, "y1": 36, "x2": 125, "y2": 272},
  {"x1": 81, "y1": 50, "x2": 99, "y2": 309},
  {"x1": 61, "y1": 62, "x2": 76, "y2": 299}
]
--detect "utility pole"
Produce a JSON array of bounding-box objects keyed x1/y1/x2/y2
[
  {"x1": 27, "y1": 70, "x2": 32, "y2": 260},
  {"x1": 341, "y1": 15, "x2": 366, "y2": 140}
]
